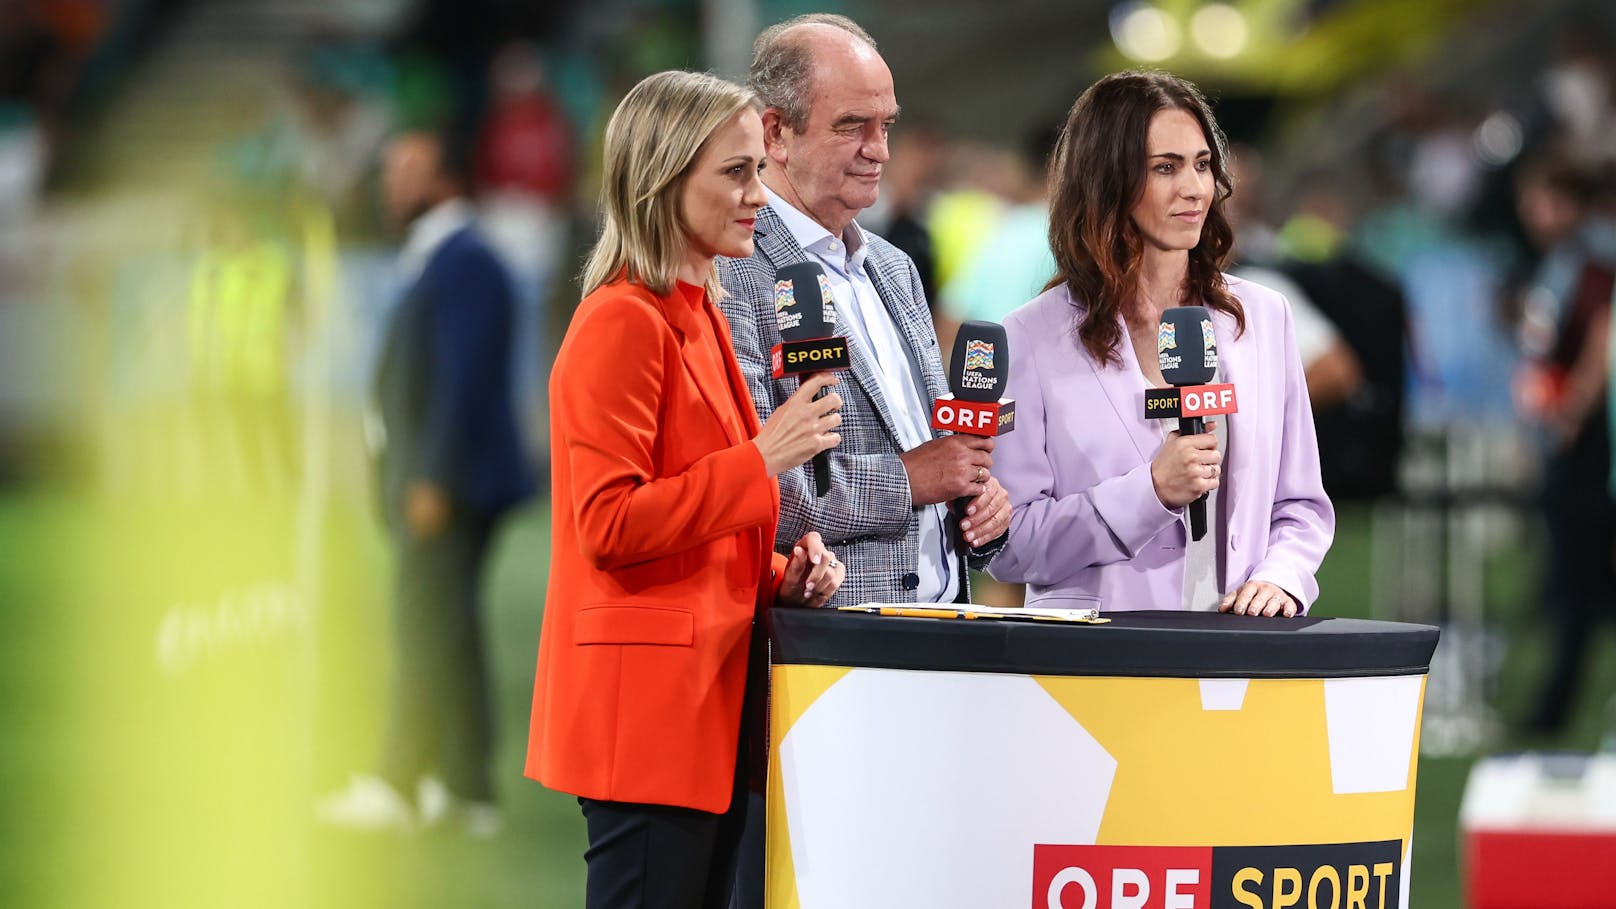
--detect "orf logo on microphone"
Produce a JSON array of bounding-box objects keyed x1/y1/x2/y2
[{"x1": 931, "y1": 394, "x2": 1015, "y2": 437}]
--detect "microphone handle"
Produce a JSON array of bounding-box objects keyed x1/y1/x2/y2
[
  {"x1": 812, "y1": 380, "x2": 831, "y2": 497},
  {"x1": 1178, "y1": 415, "x2": 1207, "y2": 541}
]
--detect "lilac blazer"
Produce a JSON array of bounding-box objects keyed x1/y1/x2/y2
[{"x1": 988, "y1": 276, "x2": 1335, "y2": 612}]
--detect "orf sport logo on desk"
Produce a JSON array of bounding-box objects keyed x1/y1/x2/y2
[{"x1": 1032, "y1": 841, "x2": 1402, "y2": 909}]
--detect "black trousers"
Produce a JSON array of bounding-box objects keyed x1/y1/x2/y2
[
  {"x1": 1529, "y1": 422, "x2": 1616, "y2": 734},
  {"x1": 728, "y1": 791, "x2": 766, "y2": 909},
  {"x1": 579, "y1": 627, "x2": 764, "y2": 909},
  {"x1": 379, "y1": 510, "x2": 498, "y2": 801},
  {"x1": 578, "y1": 731, "x2": 750, "y2": 909}
]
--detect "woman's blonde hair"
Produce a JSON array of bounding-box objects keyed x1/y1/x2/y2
[{"x1": 582, "y1": 70, "x2": 761, "y2": 298}]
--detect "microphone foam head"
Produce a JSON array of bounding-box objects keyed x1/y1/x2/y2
[
  {"x1": 949, "y1": 320, "x2": 1008, "y2": 403},
  {"x1": 1157, "y1": 305, "x2": 1216, "y2": 386},
  {"x1": 773, "y1": 261, "x2": 836, "y2": 341}
]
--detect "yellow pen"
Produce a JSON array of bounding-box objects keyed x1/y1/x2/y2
[{"x1": 875, "y1": 606, "x2": 974, "y2": 620}]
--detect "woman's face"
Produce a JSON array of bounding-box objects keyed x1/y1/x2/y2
[
  {"x1": 1129, "y1": 107, "x2": 1214, "y2": 255},
  {"x1": 679, "y1": 108, "x2": 768, "y2": 271}
]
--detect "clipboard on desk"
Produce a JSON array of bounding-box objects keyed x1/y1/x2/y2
[{"x1": 836, "y1": 603, "x2": 1109, "y2": 624}]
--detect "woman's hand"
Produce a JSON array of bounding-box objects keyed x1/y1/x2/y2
[
  {"x1": 959, "y1": 476, "x2": 1011, "y2": 549},
  {"x1": 754, "y1": 374, "x2": 843, "y2": 477},
  {"x1": 1219, "y1": 580, "x2": 1298, "y2": 617},
  {"x1": 776, "y1": 531, "x2": 844, "y2": 608},
  {"x1": 1150, "y1": 421, "x2": 1222, "y2": 508}
]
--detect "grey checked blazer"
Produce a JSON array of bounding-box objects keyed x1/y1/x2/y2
[{"x1": 717, "y1": 204, "x2": 1003, "y2": 606}]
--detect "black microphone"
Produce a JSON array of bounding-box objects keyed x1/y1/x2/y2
[
  {"x1": 932, "y1": 321, "x2": 1015, "y2": 545},
  {"x1": 948, "y1": 321, "x2": 1009, "y2": 404},
  {"x1": 771, "y1": 262, "x2": 850, "y2": 497},
  {"x1": 1157, "y1": 306, "x2": 1218, "y2": 541},
  {"x1": 932, "y1": 321, "x2": 1015, "y2": 435}
]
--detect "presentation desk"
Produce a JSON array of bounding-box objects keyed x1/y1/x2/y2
[{"x1": 765, "y1": 609, "x2": 1440, "y2": 909}]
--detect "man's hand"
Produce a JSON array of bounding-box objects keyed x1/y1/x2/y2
[
  {"x1": 406, "y1": 481, "x2": 450, "y2": 540},
  {"x1": 900, "y1": 435, "x2": 994, "y2": 506}
]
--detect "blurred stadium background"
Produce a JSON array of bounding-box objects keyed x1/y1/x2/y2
[{"x1": 2, "y1": 0, "x2": 1615, "y2": 906}]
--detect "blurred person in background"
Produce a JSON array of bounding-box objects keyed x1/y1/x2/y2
[
  {"x1": 185, "y1": 202, "x2": 297, "y2": 498},
  {"x1": 1272, "y1": 182, "x2": 1409, "y2": 500},
  {"x1": 318, "y1": 128, "x2": 535, "y2": 834},
  {"x1": 866, "y1": 123, "x2": 943, "y2": 305},
  {"x1": 990, "y1": 70, "x2": 1334, "y2": 618},
  {"x1": 476, "y1": 40, "x2": 576, "y2": 474},
  {"x1": 1512, "y1": 149, "x2": 1616, "y2": 735},
  {"x1": 925, "y1": 141, "x2": 1018, "y2": 316},
  {"x1": 936, "y1": 124, "x2": 1060, "y2": 353},
  {"x1": 282, "y1": 46, "x2": 392, "y2": 227},
  {"x1": 1224, "y1": 149, "x2": 1367, "y2": 417},
  {"x1": 526, "y1": 70, "x2": 847, "y2": 909}
]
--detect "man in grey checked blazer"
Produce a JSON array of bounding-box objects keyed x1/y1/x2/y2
[{"x1": 717, "y1": 14, "x2": 1012, "y2": 608}]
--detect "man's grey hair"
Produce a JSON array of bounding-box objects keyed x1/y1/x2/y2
[{"x1": 750, "y1": 13, "x2": 878, "y2": 133}]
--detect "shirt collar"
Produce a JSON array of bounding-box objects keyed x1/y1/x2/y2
[
  {"x1": 400, "y1": 197, "x2": 476, "y2": 281},
  {"x1": 765, "y1": 187, "x2": 868, "y2": 273}
]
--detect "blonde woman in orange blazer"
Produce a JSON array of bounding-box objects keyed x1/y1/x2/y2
[{"x1": 526, "y1": 71, "x2": 846, "y2": 909}]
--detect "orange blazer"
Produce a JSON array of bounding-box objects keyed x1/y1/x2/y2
[{"x1": 526, "y1": 279, "x2": 786, "y2": 814}]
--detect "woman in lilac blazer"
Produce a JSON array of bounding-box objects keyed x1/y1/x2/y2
[{"x1": 989, "y1": 71, "x2": 1334, "y2": 617}]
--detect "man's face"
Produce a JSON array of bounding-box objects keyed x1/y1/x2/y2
[
  {"x1": 381, "y1": 136, "x2": 440, "y2": 230},
  {"x1": 1517, "y1": 181, "x2": 1580, "y2": 251},
  {"x1": 766, "y1": 36, "x2": 899, "y2": 233}
]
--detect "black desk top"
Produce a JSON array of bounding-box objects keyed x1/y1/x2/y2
[{"x1": 770, "y1": 609, "x2": 1439, "y2": 678}]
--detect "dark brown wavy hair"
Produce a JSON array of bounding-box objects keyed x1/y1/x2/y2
[{"x1": 1045, "y1": 70, "x2": 1243, "y2": 366}]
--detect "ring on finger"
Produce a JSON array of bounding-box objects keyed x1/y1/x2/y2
[{"x1": 975, "y1": 466, "x2": 985, "y2": 482}]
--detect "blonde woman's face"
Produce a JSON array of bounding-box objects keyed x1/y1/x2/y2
[{"x1": 679, "y1": 108, "x2": 768, "y2": 272}]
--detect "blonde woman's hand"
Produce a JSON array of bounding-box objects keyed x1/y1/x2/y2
[
  {"x1": 754, "y1": 373, "x2": 842, "y2": 477},
  {"x1": 777, "y1": 531, "x2": 844, "y2": 608}
]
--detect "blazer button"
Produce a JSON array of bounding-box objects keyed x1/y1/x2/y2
[{"x1": 901, "y1": 572, "x2": 920, "y2": 591}]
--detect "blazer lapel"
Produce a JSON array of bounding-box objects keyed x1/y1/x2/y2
[
  {"x1": 659, "y1": 290, "x2": 747, "y2": 448},
  {"x1": 711, "y1": 301, "x2": 763, "y2": 440},
  {"x1": 1210, "y1": 306, "x2": 1248, "y2": 480},
  {"x1": 1090, "y1": 312, "x2": 1168, "y2": 464},
  {"x1": 863, "y1": 250, "x2": 949, "y2": 407}
]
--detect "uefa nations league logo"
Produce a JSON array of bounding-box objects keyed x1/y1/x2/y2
[{"x1": 964, "y1": 339, "x2": 995, "y2": 372}]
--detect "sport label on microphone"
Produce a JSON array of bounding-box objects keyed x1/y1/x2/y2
[
  {"x1": 771, "y1": 337, "x2": 851, "y2": 377},
  {"x1": 1143, "y1": 383, "x2": 1239, "y2": 419}
]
